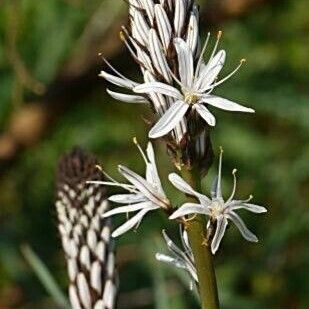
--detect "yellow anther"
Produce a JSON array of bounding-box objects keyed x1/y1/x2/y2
[
  {"x1": 240, "y1": 58, "x2": 246, "y2": 64},
  {"x1": 217, "y1": 30, "x2": 223, "y2": 39},
  {"x1": 133, "y1": 137, "x2": 138, "y2": 145},
  {"x1": 119, "y1": 31, "x2": 126, "y2": 41},
  {"x1": 95, "y1": 165, "x2": 103, "y2": 172}
]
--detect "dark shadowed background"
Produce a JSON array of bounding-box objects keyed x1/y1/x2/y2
[{"x1": 0, "y1": 0, "x2": 308, "y2": 308}]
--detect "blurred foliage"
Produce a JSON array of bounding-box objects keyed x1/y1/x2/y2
[{"x1": 0, "y1": 0, "x2": 308, "y2": 308}]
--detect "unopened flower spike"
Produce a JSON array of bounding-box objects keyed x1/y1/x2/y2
[
  {"x1": 88, "y1": 140, "x2": 169, "y2": 238},
  {"x1": 168, "y1": 148, "x2": 267, "y2": 254},
  {"x1": 156, "y1": 227, "x2": 198, "y2": 289}
]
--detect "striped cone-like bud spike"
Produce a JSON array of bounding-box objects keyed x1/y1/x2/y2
[{"x1": 55, "y1": 148, "x2": 117, "y2": 309}]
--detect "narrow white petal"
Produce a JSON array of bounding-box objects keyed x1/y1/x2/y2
[
  {"x1": 149, "y1": 101, "x2": 188, "y2": 138},
  {"x1": 108, "y1": 193, "x2": 146, "y2": 204},
  {"x1": 227, "y1": 211, "x2": 258, "y2": 242},
  {"x1": 201, "y1": 95, "x2": 255, "y2": 113},
  {"x1": 118, "y1": 165, "x2": 166, "y2": 206},
  {"x1": 174, "y1": 38, "x2": 194, "y2": 88},
  {"x1": 143, "y1": 71, "x2": 168, "y2": 113},
  {"x1": 102, "y1": 201, "x2": 152, "y2": 218},
  {"x1": 169, "y1": 203, "x2": 209, "y2": 220},
  {"x1": 229, "y1": 202, "x2": 267, "y2": 213},
  {"x1": 107, "y1": 89, "x2": 148, "y2": 104},
  {"x1": 99, "y1": 70, "x2": 137, "y2": 89},
  {"x1": 194, "y1": 103, "x2": 216, "y2": 126},
  {"x1": 194, "y1": 50, "x2": 226, "y2": 91},
  {"x1": 112, "y1": 207, "x2": 156, "y2": 237},
  {"x1": 168, "y1": 173, "x2": 211, "y2": 204},
  {"x1": 211, "y1": 216, "x2": 228, "y2": 254},
  {"x1": 155, "y1": 253, "x2": 186, "y2": 269},
  {"x1": 134, "y1": 82, "x2": 183, "y2": 100},
  {"x1": 146, "y1": 142, "x2": 165, "y2": 196}
]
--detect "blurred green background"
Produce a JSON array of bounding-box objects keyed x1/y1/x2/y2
[{"x1": 0, "y1": 0, "x2": 308, "y2": 308}]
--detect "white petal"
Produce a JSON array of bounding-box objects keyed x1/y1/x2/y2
[
  {"x1": 227, "y1": 211, "x2": 258, "y2": 242},
  {"x1": 229, "y1": 202, "x2": 267, "y2": 213},
  {"x1": 194, "y1": 103, "x2": 216, "y2": 126},
  {"x1": 201, "y1": 95, "x2": 255, "y2": 113},
  {"x1": 169, "y1": 203, "x2": 209, "y2": 220},
  {"x1": 174, "y1": 38, "x2": 194, "y2": 88},
  {"x1": 99, "y1": 70, "x2": 137, "y2": 89},
  {"x1": 146, "y1": 142, "x2": 165, "y2": 196},
  {"x1": 143, "y1": 71, "x2": 168, "y2": 113},
  {"x1": 134, "y1": 82, "x2": 183, "y2": 100},
  {"x1": 211, "y1": 216, "x2": 228, "y2": 254},
  {"x1": 149, "y1": 100, "x2": 188, "y2": 138},
  {"x1": 102, "y1": 201, "x2": 152, "y2": 218},
  {"x1": 118, "y1": 165, "x2": 166, "y2": 206},
  {"x1": 168, "y1": 173, "x2": 210, "y2": 204},
  {"x1": 108, "y1": 193, "x2": 146, "y2": 204},
  {"x1": 194, "y1": 50, "x2": 226, "y2": 91},
  {"x1": 107, "y1": 89, "x2": 148, "y2": 103},
  {"x1": 155, "y1": 253, "x2": 186, "y2": 269},
  {"x1": 111, "y1": 207, "x2": 156, "y2": 237}
]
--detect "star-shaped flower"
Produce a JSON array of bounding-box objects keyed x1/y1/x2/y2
[
  {"x1": 134, "y1": 34, "x2": 255, "y2": 138},
  {"x1": 156, "y1": 227, "x2": 197, "y2": 288},
  {"x1": 169, "y1": 149, "x2": 267, "y2": 254},
  {"x1": 89, "y1": 140, "x2": 169, "y2": 237}
]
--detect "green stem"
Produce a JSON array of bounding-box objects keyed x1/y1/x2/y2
[{"x1": 181, "y1": 168, "x2": 219, "y2": 309}]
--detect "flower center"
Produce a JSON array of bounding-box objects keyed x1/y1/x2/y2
[
  {"x1": 210, "y1": 199, "x2": 224, "y2": 218},
  {"x1": 184, "y1": 92, "x2": 199, "y2": 105}
]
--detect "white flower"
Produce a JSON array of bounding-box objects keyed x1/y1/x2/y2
[
  {"x1": 169, "y1": 149, "x2": 267, "y2": 254},
  {"x1": 156, "y1": 227, "x2": 197, "y2": 289},
  {"x1": 134, "y1": 34, "x2": 255, "y2": 138},
  {"x1": 89, "y1": 140, "x2": 169, "y2": 237}
]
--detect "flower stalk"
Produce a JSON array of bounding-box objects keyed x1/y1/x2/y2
[{"x1": 180, "y1": 167, "x2": 219, "y2": 309}]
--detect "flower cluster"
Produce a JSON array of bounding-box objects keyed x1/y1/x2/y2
[
  {"x1": 99, "y1": 0, "x2": 255, "y2": 173},
  {"x1": 169, "y1": 148, "x2": 267, "y2": 254},
  {"x1": 89, "y1": 140, "x2": 170, "y2": 237}
]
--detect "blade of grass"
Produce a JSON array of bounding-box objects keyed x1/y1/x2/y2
[{"x1": 21, "y1": 244, "x2": 70, "y2": 309}]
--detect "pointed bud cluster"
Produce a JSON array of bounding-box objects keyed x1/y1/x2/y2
[
  {"x1": 55, "y1": 148, "x2": 117, "y2": 309},
  {"x1": 156, "y1": 227, "x2": 197, "y2": 289}
]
